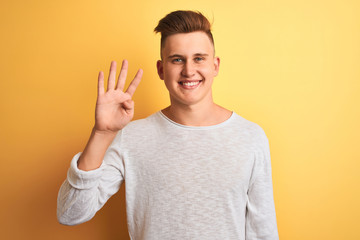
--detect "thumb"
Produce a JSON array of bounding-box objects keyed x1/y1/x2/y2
[{"x1": 123, "y1": 99, "x2": 134, "y2": 111}]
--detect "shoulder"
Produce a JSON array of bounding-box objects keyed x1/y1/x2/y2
[
  {"x1": 231, "y1": 112, "x2": 265, "y2": 133},
  {"x1": 230, "y1": 112, "x2": 269, "y2": 145}
]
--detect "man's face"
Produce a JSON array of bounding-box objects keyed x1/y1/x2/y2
[{"x1": 157, "y1": 31, "x2": 220, "y2": 107}]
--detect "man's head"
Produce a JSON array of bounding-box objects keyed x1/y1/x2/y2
[
  {"x1": 154, "y1": 10, "x2": 220, "y2": 107},
  {"x1": 154, "y1": 10, "x2": 215, "y2": 58}
]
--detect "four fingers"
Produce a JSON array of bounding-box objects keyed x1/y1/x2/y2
[{"x1": 98, "y1": 60, "x2": 143, "y2": 97}]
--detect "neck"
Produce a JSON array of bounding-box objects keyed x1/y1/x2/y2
[{"x1": 162, "y1": 100, "x2": 232, "y2": 127}]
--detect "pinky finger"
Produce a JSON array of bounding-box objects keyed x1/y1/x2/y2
[{"x1": 98, "y1": 71, "x2": 105, "y2": 96}]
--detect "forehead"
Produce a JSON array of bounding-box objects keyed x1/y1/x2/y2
[{"x1": 162, "y1": 31, "x2": 214, "y2": 57}]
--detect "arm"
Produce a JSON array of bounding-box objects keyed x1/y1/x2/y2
[
  {"x1": 57, "y1": 60, "x2": 142, "y2": 225},
  {"x1": 78, "y1": 60, "x2": 142, "y2": 171},
  {"x1": 245, "y1": 127, "x2": 279, "y2": 240},
  {"x1": 57, "y1": 145, "x2": 123, "y2": 225}
]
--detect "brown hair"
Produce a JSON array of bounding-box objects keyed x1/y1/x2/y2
[{"x1": 154, "y1": 10, "x2": 214, "y2": 53}]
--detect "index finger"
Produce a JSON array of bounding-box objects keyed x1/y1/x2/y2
[{"x1": 125, "y1": 69, "x2": 143, "y2": 97}]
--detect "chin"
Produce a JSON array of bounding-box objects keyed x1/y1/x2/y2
[{"x1": 171, "y1": 96, "x2": 210, "y2": 107}]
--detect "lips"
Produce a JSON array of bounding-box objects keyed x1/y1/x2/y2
[{"x1": 178, "y1": 80, "x2": 202, "y2": 89}]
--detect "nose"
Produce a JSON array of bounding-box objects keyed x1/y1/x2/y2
[{"x1": 181, "y1": 61, "x2": 196, "y2": 77}]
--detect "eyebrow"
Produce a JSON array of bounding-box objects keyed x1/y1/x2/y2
[{"x1": 167, "y1": 53, "x2": 209, "y2": 59}]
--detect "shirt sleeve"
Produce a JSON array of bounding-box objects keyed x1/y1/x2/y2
[
  {"x1": 245, "y1": 126, "x2": 279, "y2": 240},
  {"x1": 57, "y1": 131, "x2": 125, "y2": 226}
]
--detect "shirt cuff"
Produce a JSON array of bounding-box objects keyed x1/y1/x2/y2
[{"x1": 66, "y1": 152, "x2": 105, "y2": 189}]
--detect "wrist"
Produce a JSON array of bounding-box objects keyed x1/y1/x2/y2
[
  {"x1": 92, "y1": 127, "x2": 118, "y2": 138},
  {"x1": 77, "y1": 128, "x2": 118, "y2": 171}
]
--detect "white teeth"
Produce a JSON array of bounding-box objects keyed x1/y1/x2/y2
[{"x1": 182, "y1": 81, "x2": 199, "y2": 86}]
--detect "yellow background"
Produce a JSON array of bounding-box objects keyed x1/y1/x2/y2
[{"x1": 1, "y1": 0, "x2": 359, "y2": 239}]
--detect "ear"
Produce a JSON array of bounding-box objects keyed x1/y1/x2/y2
[
  {"x1": 213, "y1": 57, "x2": 220, "y2": 77},
  {"x1": 157, "y1": 60, "x2": 164, "y2": 80}
]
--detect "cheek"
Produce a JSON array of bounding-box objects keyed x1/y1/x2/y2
[
  {"x1": 163, "y1": 70, "x2": 177, "y2": 87},
  {"x1": 199, "y1": 65, "x2": 215, "y2": 77},
  {"x1": 163, "y1": 65, "x2": 180, "y2": 79}
]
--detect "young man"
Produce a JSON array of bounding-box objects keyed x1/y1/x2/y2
[{"x1": 57, "y1": 10, "x2": 279, "y2": 240}]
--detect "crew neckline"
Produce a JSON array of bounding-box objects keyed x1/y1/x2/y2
[{"x1": 158, "y1": 110, "x2": 235, "y2": 130}]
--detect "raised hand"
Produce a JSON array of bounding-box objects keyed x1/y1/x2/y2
[{"x1": 94, "y1": 60, "x2": 143, "y2": 133}]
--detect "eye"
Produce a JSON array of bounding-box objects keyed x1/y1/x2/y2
[
  {"x1": 172, "y1": 58, "x2": 183, "y2": 63},
  {"x1": 195, "y1": 57, "x2": 205, "y2": 62}
]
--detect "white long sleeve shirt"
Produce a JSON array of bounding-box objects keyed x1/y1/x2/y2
[{"x1": 57, "y1": 111, "x2": 279, "y2": 240}]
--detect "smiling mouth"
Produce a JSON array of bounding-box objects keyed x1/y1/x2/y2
[{"x1": 179, "y1": 80, "x2": 202, "y2": 87}]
